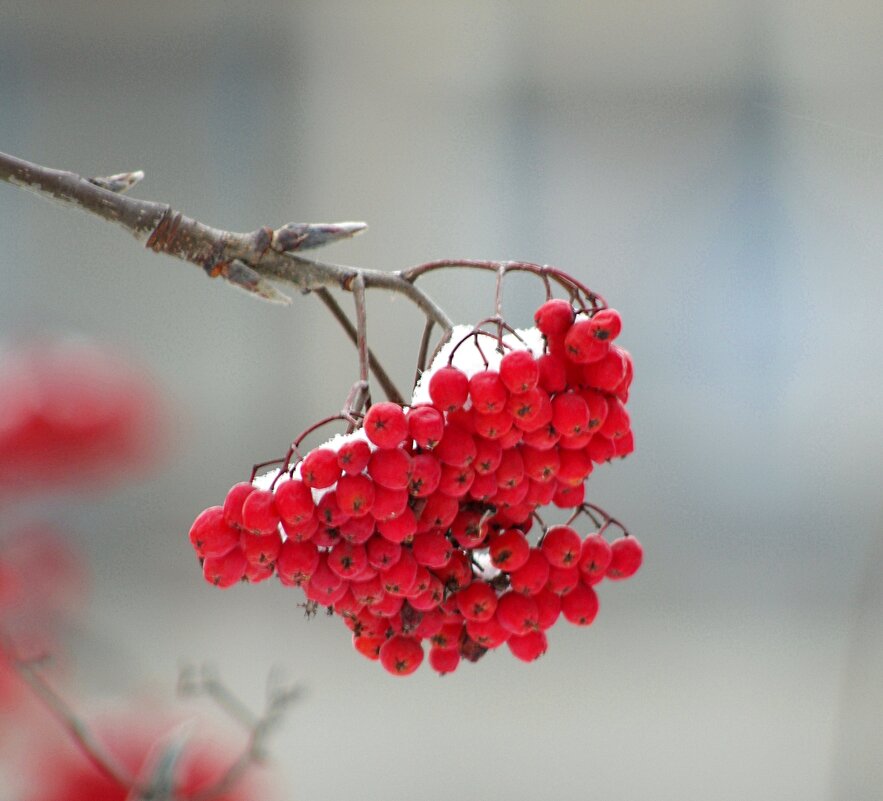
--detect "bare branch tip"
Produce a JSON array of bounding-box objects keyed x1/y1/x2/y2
[
  {"x1": 271, "y1": 221, "x2": 368, "y2": 253},
  {"x1": 88, "y1": 170, "x2": 145, "y2": 194}
]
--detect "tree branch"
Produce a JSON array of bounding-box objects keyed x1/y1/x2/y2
[{"x1": 0, "y1": 150, "x2": 453, "y2": 328}]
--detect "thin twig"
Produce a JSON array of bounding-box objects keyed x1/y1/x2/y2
[
  {"x1": 183, "y1": 667, "x2": 302, "y2": 801},
  {"x1": 314, "y1": 288, "x2": 404, "y2": 404},
  {"x1": 0, "y1": 632, "x2": 137, "y2": 793}
]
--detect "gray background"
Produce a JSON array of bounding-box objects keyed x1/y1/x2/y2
[{"x1": 1, "y1": 2, "x2": 882, "y2": 799}]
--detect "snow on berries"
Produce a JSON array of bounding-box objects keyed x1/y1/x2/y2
[{"x1": 188, "y1": 293, "x2": 640, "y2": 676}]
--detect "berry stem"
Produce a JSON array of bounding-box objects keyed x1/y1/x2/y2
[
  {"x1": 414, "y1": 318, "x2": 435, "y2": 385},
  {"x1": 314, "y1": 288, "x2": 404, "y2": 405}
]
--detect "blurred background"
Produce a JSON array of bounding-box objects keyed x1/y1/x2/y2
[{"x1": 1, "y1": 1, "x2": 882, "y2": 799}]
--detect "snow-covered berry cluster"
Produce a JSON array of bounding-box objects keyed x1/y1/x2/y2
[{"x1": 189, "y1": 298, "x2": 641, "y2": 675}]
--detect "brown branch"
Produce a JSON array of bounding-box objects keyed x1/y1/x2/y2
[
  {"x1": 0, "y1": 632, "x2": 137, "y2": 793},
  {"x1": 0, "y1": 150, "x2": 453, "y2": 329},
  {"x1": 313, "y1": 288, "x2": 405, "y2": 405}
]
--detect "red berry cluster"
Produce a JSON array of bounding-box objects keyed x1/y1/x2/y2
[
  {"x1": 188, "y1": 299, "x2": 641, "y2": 675},
  {"x1": 0, "y1": 523, "x2": 86, "y2": 708},
  {"x1": 22, "y1": 712, "x2": 266, "y2": 801},
  {"x1": 0, "y1": 341, "x2": 164, "y2": 492}
]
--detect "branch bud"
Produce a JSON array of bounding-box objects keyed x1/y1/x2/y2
[{"x1": 271, "y1": 221, "x2": 367, "y2": 252}]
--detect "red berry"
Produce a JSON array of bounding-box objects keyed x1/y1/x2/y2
[
  {"x1": 337, "y1": 439, "x2": 372, "y2": 475},
  {"x1": 472, "y1": 409, "x2": 514, "y2": 440},
  {"x1": 222, "y1": 482, "x2": 255, "y2": 528},
  {"x1": 240, "y1": 489, "x2": 280, "y2": 535},
  {"x1": 614, "y1": 430, "x2": 635, "y2": 457},
  {"x1": 408, "y1": 453, "x2": 442, "y2": 497},
  {"x1": 496, "y1": 591, "x2": 539, "y2": 635},
  {"x1": 488, "y1": 528, "x2": 530, "y2": 571},
  {"x1": 351, "y1": 574, "x2": 386, "y2": 606},
  {"x1": 552, "y1": 482, "x2": 585, "y2": 508},
  {"x1": 353, "y1": 633, "x2": 384, "y2": 661},
  {"x1": 466, "y1": 615, "x2": 510, "y2": 648},
  {"x1": 524, "y1": 478, "x2": 557, "y2": 506},
  {"x1": 497, "y1": 426, "x2": 523, "y2": 449},
  {"x1": 546, "y1": 565, "x2": 580, "y2": 595},
  {"x1": 379, "y1": 635, "x2": 424, "y2": 676},
  {"x1": 301, "y1": 448, "x2": 341, "y2": 488},
  {"x1": 366, "y1": 535, "x2": 402, "y2": 570},
  {"x1": 416, "y1": 492, "x2": 459, "y2": 530},
  {"x1": 615, "y1": 349, "x2": 634, "y2": 400},
  {"x1": 507, "y1": 630, "x2": 548, "y2": 662},
  {"x1": 376, "y1": 508, "x2": 417, "y2": 543},
  {"x1": 560, "y1": 582, "x2": 599, "y2": 625},
  {"x1": 558, "y1": 430, "x2": 594, "y2": 450},
  {"x1": 435, "y1": 424, "x2": 477, "y2": 467},
  {"x1": 274, "y1": 479, "x2": 315, "y2": 526},
  {"x1": 190, "y1": 506, "x2": 240, "y2": 559},
  {"x1": 509, "y1": 548, "x2": 550, "y2": 595},
  {"x1": 495, "y1": 448, "x2": 525, "y2": 489},
  {"x1": 451, "y1": 510, "x2": 488, "y2": 549},
  {"x1": 456, "y1": 581, "x2": 498, "y2": 622},
  {"x1": 557, "y1": 448, "x2": 593, "y2": 485},
  {"x1": 473, "y1": 437, "x2": 503, "y2": 474},
  {"x1": 537, "y1": 353, "x2": 568, "y2": 393},
  {"x1": 533, "y1": 587, "x2": 562, "y2": 629},
  {"x1": 499, "y1": 350, "x2": 539, "y2": 394},
  {"x1": 276, "y1": 540, "x2": 320, "y2": 586},
  {"x1": 582, "y1": 390, "x2": 609, "y2": 433},
  {"x1": 579, "y1": 535, "x2": 613, "y2": 583},
  {"x1": 316, "y1": 491, "x2": 350, "y2": 527},
  {"x1": 468, "y1": 471, "x2": 498, "y2": 503},
  {"x1": 411, "y1": 530, "x2": 453, "y2": 568},
  {"x1": 203, "y1": 547, "x2": 247, "y2": 588},
  {"x1": 410, "y1": 576, "x2": 445, "y2": 611},
  {"x1": 581, "y1": 346, "x2": 628, "y2": 391},
  {"x1": 606, "y1": 537, "x2": 643, "y2": 579},
  {"x1": 563, "y1": 320, "x2": 609, "y2": 364},
  {"x1": 588, "y1": 308, "x2": 622, "y2": 341},
  {"x1": 281, "y1": 513, "x2": 318, "y2": 543},
  {"x1": 429, "y1": 646, "x2": 460, "y2": 675},
  {"x1": 371, "y1": 591, "x2": 405, "y2": 618},
  {"x1": 521, "y1": 445, "x2": 560, "y2": 483},
  {"x1": 327, "y1": 541, "x2": 369, "y2": 579},
  {"x1": 587, "y1": 434, "x2": 616, "y2": 464},
  {"x1": 469, "y1": 371, "x2": 508, "y2": 413},
  {"x1": 541, "y1": 525, "x2": 582, "y2": 567},
  {"x1": 368, "y1": 447, "x2": 412, "y2": 490},
  {"x1": 307, "y1": 552, "x2": 343, "y2": 593},
  {"x1": 244, "y1": 561, "x2": 275, "y2": 584},
  {"x1": 381, "y1": 549, "x2": 419, "y2": 596},
  {"x1": 534, "y1": 298, "x2": 574, "y2": 338},
  {"x1": 493, "y1": 480, "x2": 530, "y2": 509},
  {"x1": 506, "y1": 387, "x2": 545, "y2": 425},
  {"x1": 552, "y1": 393, "x2": 590, "y2": 437},
  {"x1": 371, "y1": 484, "x2": 409, "y2": 521},
  {"x1": 431, "y1": 621, "x2": 464, "y2": 650},
  {"x1": 336, "y1": 474, "x2": 376, "y2": 517},
  {"x1": 438, "y1": 464, "x2": 475, "y2": 497},
  {"x1": 407, "y1": 405, "x2": 445, "y2": 449},
  {"x1": 429, "y1": 366, "x2": 469, "y2": 412},
  {"x1": 599, "y1": 397, "x2": 630, "y2": 440},
  {"x1": 240, "y1": 530, "x2": 282, "y2": 566},
  {"x1": 364, "y1": 402, "x2": 408, "y2": 449},
  {"x1": 432, "y1": 550, "x2": 473, "y2": 592},
  {"x1": 522, "y1": 423, "x2": 560, "y2": 451}
]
